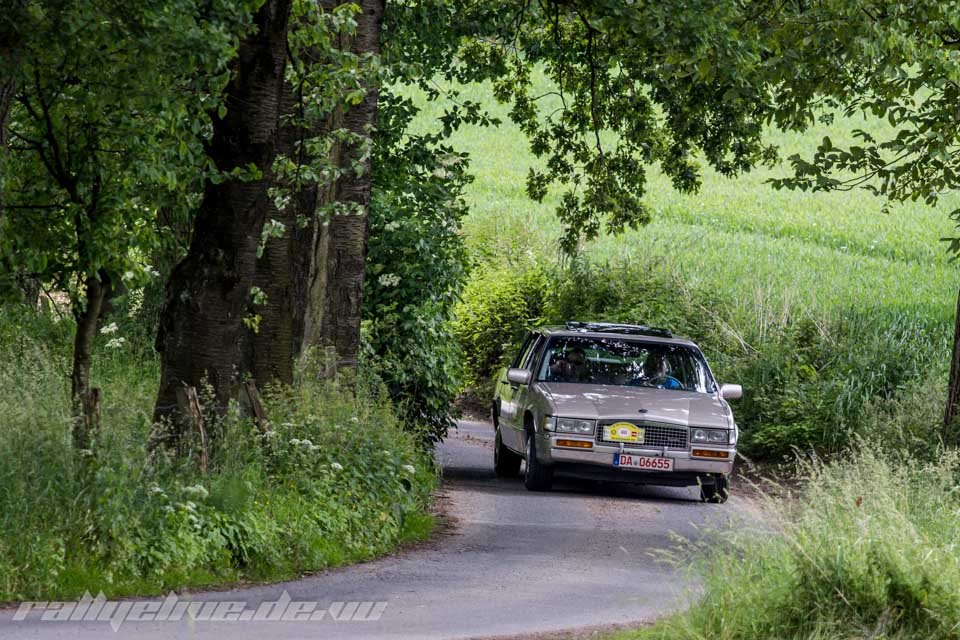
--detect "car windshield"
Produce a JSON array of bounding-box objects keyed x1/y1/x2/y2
[{"x1": 536, "y1": 336, "x2": 715, "y2": 393}]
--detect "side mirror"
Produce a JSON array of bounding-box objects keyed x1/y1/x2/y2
[
  {"x1": 506, "y1": 368, "x2": 532, "y2": 386},
  {"x1": 720, "y1": 384, "x2": 742, "y2": 401}
]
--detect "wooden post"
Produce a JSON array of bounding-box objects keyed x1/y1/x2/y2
[
  {"x1": 240, "y1": 380, "x2": 270, "y2": 434},
  {"x1": 175, "y1": 384, "x2": 208, "y2": 473}
]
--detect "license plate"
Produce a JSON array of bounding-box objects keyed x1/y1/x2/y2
[
  {"x1": 603, "y1": 422, "x2": 645, "y2": 444},
  {"x1": 613, "y1": 453, "x2": 674, "y2": 472}
]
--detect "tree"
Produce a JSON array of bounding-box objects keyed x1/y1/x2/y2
[
  {"x1": 307, "y1": 0, "x2": 385, "y2": 373},
  {"x1": 153, "y1": 0, "x2": 294, "y2": 444},
  {"x1": 1, "y1": 0, "x2": 239, "y2": 448},
  {"x1": 249, "y1": 0, "x2": 383, "y2": 387},
  {"x1": 436, "y1": 1, "x2": 778, "y2": 253}
]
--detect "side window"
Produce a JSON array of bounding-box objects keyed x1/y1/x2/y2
[
  {"x1": 511, "y1": 333, "x2": 536, "y2": 369},
  {"x1": 521, "y1": 336, "x2": 545, "y2": 370}
]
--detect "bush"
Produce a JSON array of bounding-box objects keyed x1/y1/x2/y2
[
  {"x1": 363, "y1": 91, "x2": 472, "y2": 441},
  {"x1": 542, "y1": 257, "x2": 729, "y2": 356},
  {"x1": 451, "y1": 260, "x2": 548, "y2": 394},
  {"x1": 630, "y1": 448, "x2": 960, "y2": 640},
  {"x1": 0, "y1": 311, "x2": 436, "y2": 600}
]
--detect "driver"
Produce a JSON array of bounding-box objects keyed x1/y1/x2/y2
[{"x1": 642, "y1": 352, "x2": 683, "y2": 389}]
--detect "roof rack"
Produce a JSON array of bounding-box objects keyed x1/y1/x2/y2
[{"x1": 564, "y1": 321, "x2": 673, "y2": 339}]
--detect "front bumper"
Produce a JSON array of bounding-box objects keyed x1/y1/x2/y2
[{"x1": 535, "y1": 432, "x2": 734, "y2": 482}]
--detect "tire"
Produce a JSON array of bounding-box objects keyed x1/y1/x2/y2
[
  {"x1": 494, "y1": 427, "x2": 522, "y2": 478},
  {"x1": 700, "y1": 474, "x2": 729, "y2": 504},
  {"x1": 523, "y1": 431, "x2": 554, "y2": 491}
]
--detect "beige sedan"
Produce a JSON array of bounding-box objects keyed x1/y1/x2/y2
[{"x1": 492, "y1": 322, "x2": 742, "y2": 502}]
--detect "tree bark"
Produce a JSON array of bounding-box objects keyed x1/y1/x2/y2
[
  {"x1": 248, "y1": 85, "x2": 341, "y2": 385},
  {"x1": 153, "y1": 0, "x2": 293, "y2": 444},
  {"x1": 944, "y1": 285, "x2": 960, "y2": 445},
  {"x1": 303, "y1": 0, "x2": 385, "y2": 372},
  {"x1": 72, "y1": 270, "x2": 109, "y2": 450}
]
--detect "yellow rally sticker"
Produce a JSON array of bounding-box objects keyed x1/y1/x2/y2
[{"x1": 606, "y1": 422, "x2": 645, "y2": 443}]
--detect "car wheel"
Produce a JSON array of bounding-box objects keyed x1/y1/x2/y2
[
  {"x1": 523, "y1": 431, "x2": 553, "y2": 491},
  {"x1": 494, "y1": 428, "x2": 522, "y2": 478},
  {"x1": 699, "y1": 474, "x2": 729, "y2": 504}
]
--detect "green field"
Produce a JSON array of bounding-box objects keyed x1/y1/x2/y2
[{"x1": 404, "y1": 79, "x2": 960, "y2": 322}]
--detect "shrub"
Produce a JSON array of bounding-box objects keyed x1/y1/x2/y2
[
  {"x1": 542, "y1": 257, "x2": 729, "y2": 356},
  {"x1": 724, "y1": 308, "x2": 949, "y2": 459},
  {"x1": 363, "y1": 91, "x2": 472, "y2": 441},
  {"x1": 451, "y1": 260, "x2": 548, "y2": 394}
]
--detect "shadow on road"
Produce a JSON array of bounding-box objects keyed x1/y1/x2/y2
[{"x1": 441, "y1": 460, "x2": 701, "y2": 504}]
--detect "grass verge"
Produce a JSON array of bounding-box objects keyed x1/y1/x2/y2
[
  {"x1": 610, "y1": 448, "x2": 960, "y2": 640},
  {"x1": 0, "y1": 311, "x2": 437, "y2": 602}
]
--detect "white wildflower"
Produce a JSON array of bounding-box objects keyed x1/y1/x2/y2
[
  {"x1": 183, "y1": 484, "x2": 209, "y2": 499},
  {"x1": 144, "y1": 265, "x2": 161, "y2": 278},
  {"x1": 384, "y1": 220, "x2": 401, "y2": 232},
  {"x1": 105, "y1": 337, "x2": 126, "y2": 349},
  {"x1": 439, "y1": 153, "x2": 459, "y2": 167},
  {"x1": 331, "y1": 462, "x2": 343, "y2": 471},
  {"x1": 378, "y1": 273, "x2": 400, "y2": 288},
  {"x1": 431, "y1": 168, "x2": 448, "y2": 179},
  {"x1": 402, "y1": 464, "x2": 416, "y2": 474},
  {"x1": 123, "y1": 270, "x2": 135, "y2": 282},
  {"x1": 350, "y1": 416, "x2": 359, "y2": 423},
  {"x1": 100, "y1": 322, "x2": 119, "y2": 335}
]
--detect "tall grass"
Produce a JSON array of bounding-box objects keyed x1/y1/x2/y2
[
  {"x1": 619, "y1": 448, "x2": 960, "y2": 640},
  {"x1": 0, "y1": 311, "x2": 436, "y2": 601}
]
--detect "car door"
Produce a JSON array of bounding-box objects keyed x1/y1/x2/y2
[
  {"x1": 502, "y1": 333, "x2": 546, "y2": 451},
  {"x1": 497, "y1": 332, "x2": 534, "y2": 440}
]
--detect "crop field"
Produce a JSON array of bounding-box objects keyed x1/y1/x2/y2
[{"x1": 402, "y1": 79, "x2": 960, "y2": 323}]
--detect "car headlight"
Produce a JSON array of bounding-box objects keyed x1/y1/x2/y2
[
  {"x1": 691, "y1": 428, "x2": 730, "y2": 445},
  {"x1": 548, "y1": 417, "x2": 595, "y2": 435}
]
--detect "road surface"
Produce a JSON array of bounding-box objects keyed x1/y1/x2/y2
[{"x1": 0, "y1": 420, "x2": 757, "y2": 639}]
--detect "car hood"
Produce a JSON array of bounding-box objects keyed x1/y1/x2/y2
[{"x1": 536, "y1": 383, "x2": 732, "y2": 429}]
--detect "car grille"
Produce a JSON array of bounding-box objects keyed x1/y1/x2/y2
[{"x1": 595, "y1": 420, "x2": 688, "y2": 450}]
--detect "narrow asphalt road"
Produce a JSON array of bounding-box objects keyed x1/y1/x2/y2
[{"x1": 1, "y1": 420, "x2": 757, "y2": 640}]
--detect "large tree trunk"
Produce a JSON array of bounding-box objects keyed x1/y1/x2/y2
[
  {"x1": 248, "y1": 85, "x2": 341, "y2": 386},
  {"x1": 153, "y1": 0, "x2": 293, "y2": 445},
  {"x1": 251, "y1": 0, "x2": 384, "y2": 383},
  {"x1": 944, "y1": 285, "x2": 960, "y2": 445},
  {"x1": 303, "y1": 0, "x2": 385, "y2": 372}
]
